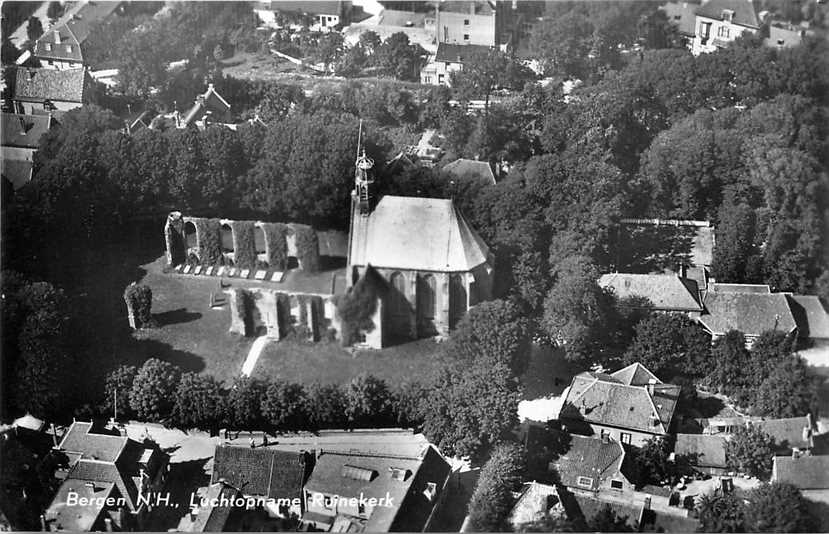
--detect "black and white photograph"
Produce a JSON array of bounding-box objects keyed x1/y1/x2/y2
[{"x1": 1, "y1": 0, "x2": 828, "y2": 531}]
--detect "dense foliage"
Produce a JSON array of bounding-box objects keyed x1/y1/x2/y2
[
  {"x1": 697, "y1": 483, "x2": 818, "y2": 532},
  {"x1": 725, "y1": 425, "x2": 776, "y2": 480},
  {"x1": 467, "y1": 442, "x2": 526, "y2": 532}
]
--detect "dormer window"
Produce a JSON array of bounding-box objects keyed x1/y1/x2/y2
[
  {"x1": 576, "y1": 476, "x2": 593, "y2": 488},
  {"x1": 721, "y1": 9, "x2": 734, "y2": 22},
  {"x1": 65, "y1": 44, "x2": 72, "y2": 53},
  {"x1": 423, "y1": 482, "x2": 438, "y2": 501},
  {"x1": 45, "y1": 42, "x2": 52, "y2": 51},
  {"x1": 389, "y1": 467, "x2": 410, "y2": 481}
]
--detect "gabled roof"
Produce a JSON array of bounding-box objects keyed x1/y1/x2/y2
[
  {"x1": 68, "y1": 458, "x2": 139, "y2": 511},
  {"x1": 675, "y1": 434, "x2": 727, "y2": 469},
  {"x1": 700, "y1": 291, "x2": 797, "y2": 337},
  {"x1": 552, "y1": 433, "x2": 626, "y2": 492},
  {"x1": 442, "y1": 158, "x2": 496, "y2": 186},
  {"x1": 561, "y1": 366, "x2": 680, "y2": 435},
  {"x1": 438, "y1": 1, "x2": 496, "y2": 15},
  {"x1": 752, "y1": 416, "x2": 815, "y2": 451},
  {"x1": 178, "y1": 482, "x2": 241, "y2": 532},
  {"x1": 352, "y1": 196, "x2": 491, "y2": 272},
  {"x1": 611, "y1": 363, "x2": 660, "y2": 387},
  {"x1": 182, "y1": 84, "x2": 231, "y2": 127},
  {"x1": 711, "y1": 283, "x2": 770, "y2": 293},
  {"x1": 661, "y1": 1, "x2": 698, "y2": 36},
  {"x1": 266, "y1": 1, "x2": 346, "y2": 15},
  {"x1": 696, "y1": 0, "x2": 760, "y2": 28},
  {"x1": 44, "y1": 477, "x2": 115, "y2": 531},
  {"x1": 435, "y1": 42, "x2": 493, "y2": 64},
  {"x1": 211, "y1": 445, "x2": 307, "y2": 499},
  {"x1": 13, "y1": 67, "x2": 87, "y2": 103},
  {"x1": 509, "y1": 482, "x2": 559, "y2": 528},
  {"x1": 787, "y1": 295, "x2": 829, "y2": 339},
  {"x1": 1, "y1": 113, "x2": 52, "y2": 148},
  {"x1": 35, "y1": 1, "x2": 121, "y2": 62},
  {"x1": 773, "y1": 455, "x2": 829, "y2": 489},
  {"x1": 599, "y1": 273, "x2": 702, "y2": 312},
  {"x1": 58, "y1": 422, "x2": 129, "y2": 463}
]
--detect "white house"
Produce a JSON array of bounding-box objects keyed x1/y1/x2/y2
[{"x1": 691, "y1": 0, "x2": 761, "y2": 55}]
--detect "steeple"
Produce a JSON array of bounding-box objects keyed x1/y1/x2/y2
[{"x1": 353, "y1": 120, "x2": 375, "y2": 216}]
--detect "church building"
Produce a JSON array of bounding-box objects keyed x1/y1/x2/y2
[{"x1": 346, "y1": 147, "x2": 494, "y2": 346}]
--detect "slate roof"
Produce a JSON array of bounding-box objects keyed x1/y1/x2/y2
[
  {"x1": 351, "y1": 196, "x2": 491, "y2": 272},
  {"x1": 435, "y1": 42, "x2": 493, "y2": 64},
  {"x1": 773, "y1": 455, "x2": 829, "y2": 489},
  {"x1": 211, "y1": 445, "x2": 307, "y2": 499},
  {"x1": 700, "y1": 291, "x2": 797, "y2": 337},
  {"x1": 443, "y1": 158, "x2": 496, "y2": 186},
  {"x1": 34, "y1": 1, "x2": 121, "y2": 63},
  {"x1": 696, "y1": 0, "x2": 760, "y2": 28},
  {"x1": 611, "y1": 363, "x2": 660, "y2": 387},
  {"x1": 675, "y1": 434, "x2": 727, "y2": 469},
  {"x1": 13, "y1": 67, "x2": 87, "y2": 103},
  {"x1": 438, "y1": 1, "x2": 496, "y2": 15},
  {"x1": 661, "y1": 1, "x2": 698, "y2": 36},
  {"x1": 787, "y1": 295, "x2": 829, "y2": 339},
  {"x1": 58, "y1": 422, "x2": 128, "y2": 463},
  {"x1": 561, "y1": 366, "x2": 680, "y2": 435},
  {"x1": 68, "y1": 458, "x2": 139, "y2": 511},
  {"x1": 711, "y1": 283, "x2": 770, "y2": 293},
  {"x1": 552, "y1": 433, "x2": 625, "y2": 492},
  {"x1": 752, "y1": 416, "x2": 815, "y2": 451},
  {"x1": 1, "y1": 113, "x2": 52, "y2": 148},
  {"x1": 44, "y1": 477, "x2": 115, "y2": 531},
  {"x1": 598, "y1": 273, "x2": 702, "y2": 312}
]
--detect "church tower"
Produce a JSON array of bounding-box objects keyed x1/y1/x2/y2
[{"x1": 347, "y1": 121, "x2": 375, "y2": 286}]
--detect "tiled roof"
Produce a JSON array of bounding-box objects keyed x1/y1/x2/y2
[
  {"x1": 68, "y1": 459, "x2": 138, "y2": 511},
  {"x1": 561, "y1": 367, "x2": 680, "y2": 435},
  {"x1": 611, "y1": 363, "x2": 660, "y2": 387},
  {"x1": 182, "y1": 85, "x2": 231, "y2": 127},
  {"x1": 350, "y1": 196, "x2": 491, "y2": 272},
  {"x1": 34, "y1": 1, "x2": 121, "y2": 62},
  {"x1": 675, "y1": 434, "x2": 727, "y2": 469},
  {"x1": 552, "y1": 433, "x2": 625, "y2": 492},
  {"x1": 44, "y1": 478, "x2": 115, "y2": 531},
  {"x1": 773, "y1": 455, "x2": 829, "y2": 489},
  {"x1": 711, "y1": 283, "x2": 770, "y2": 293},
  {"x1": 58, "y1": 422, "x2": 128, "y2": 463},
  {"x1": 435, "y1": 42, "x2": 493, "y2": 64},
  {"x1": 222, "y1": 429, "x2": 434, "y2": 457},
  {"x1": 700, "y1": 291, "x2": 797, "y2": 337},
  {"x1": 442, "y1": 158, "x2": 496, "y2": 186},
  {"x1": 752, "y1": 416, "x2": 815, "y2": 451},
  {"x1": 211, "y1": 446, "x2": 307, "y2": 499},
  {"x1": 178, "y1": 483, "x2": 240, "y2": 532},
  {"x1": 438, "y1": 1, "x2": 495, "y2": 15},
  {"x1": 1, "y1": 113, "x2": 52, "y2": 148},
  {"x1": 13, "y1": 67, "x2": 87, "y2": 103},
  {"x1": 696, "y1": 0, "x2": 760, "y2": 28},
  {"x1": 661, "y1": 1, "x2": 698, "y2": 36},
  {"x1": 787, "y1": 295, "x2": 829, "y2": 339},
  {"x1": 599, "y1": 273, "x2": 702, "y2": 312}
]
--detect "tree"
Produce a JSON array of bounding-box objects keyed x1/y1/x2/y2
[
  {"x1": 753, "y1": 357, "x2": 819, "y2": 418},
  {"x1": 697, "y1": 492, "x2": 746, "y2": 532},
  {"x1": 344, "y1": 374, "x2": 393, "y2": 427},
  {"x1": 630, "y1": 437, "x2": 673, "y2": 488},
  {"x1": 104, "y1": 365, "x2": 138, "y2": 419},
  {"x1": 589, "y1": 504, "x2": 634, "y2": 532},
  {"x1": 129, "y1": 359, "x2": 181, "y2": 421},
  {"x1": 712, "y1": 202, "x2": 758, "y2": 283},
  {"x1": 307, "y1": 383, "x2": 347, "y2": 429},
  {"x1": 622, "y1": 313, "x2": 712, "y2": 379},
  {"x1": 446, "y1": 299, "x2": 531, "y2": 375},
  {"x1": 744, "y1": 331, "x2": 795, "y2": 389},
  {"x1": 725, "y1": 425, "x2": 776, "y2": 480},
  {"x1": 392, "y1": 381, "x2": 426, "y2": 427},
  {"x1": 744, "y1": 482, "x2": 818, "y2": 532},
  {"x1": 530, "y1": 11, "x2": 594, "y2": 78},
  {"x1": 226, "y1": 376, "x2": 267, "y2": 429},
  {"x1": 26, "y1": 16, "x2": 43, "y2": 42},
  {"x1": 373, "y1": 32, "x2": 425, "y2": 81},
  {"x1": 46, "y1": 2, "x2": 63, "y2": 21},
  {"x1": 467, "y1": 442, "x2": 525, "y2": 532},
  {"x1": 450, "y1": 48, "x2": 531, "y2": 112},
  {"x1": 706, "y1": 330, "x2": 751, "y2": 400},
  {"x1": 172, "y1": 373, "x2": 226, "y2": 431},
  {"x1": 260, "y1": 380, "x2": 309, "y2": 431},
  {"x1": 1, "y1": 36, "x2": 20, "y2": 64}
]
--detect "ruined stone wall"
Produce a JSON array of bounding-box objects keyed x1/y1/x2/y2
[{"x1": 227, "y1": 287, "x2": 336, "y2": 342}]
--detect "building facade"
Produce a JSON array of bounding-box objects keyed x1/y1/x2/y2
[{"x1": 691, "y1": 0, "x2": 760, "y2": 55}]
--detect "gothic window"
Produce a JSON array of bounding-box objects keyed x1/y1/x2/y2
[
  {"x1": 417, "y1": 274, "x2": 436, "y2": 336},
  {"x1": 184, "y1": 222, "x2": 198, "y2": 249},
  {"x1": 449, "y1": 274, "x2": 467, "y2": 329},
  {"x1": 390, "y1": 272, "x2": 408, "y2": 316}
]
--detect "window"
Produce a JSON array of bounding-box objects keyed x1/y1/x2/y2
[
  {"x1": 463, "y1": 19, "x2": 469, "y2": 25},
  {"x1": 576, "y1": 476, "x2": 593, "y2": 488},
  {"x1": 600, "y1": 429, "x2": 611, "y2": 440},
  {"x1": 700, "y1": 21, "x2": 712, "y2": 39},
  {"x1": 721, "y1": 9, "x2": 734, "y2": 22},
  {"x1": 424, "y1": 482, "x2": 437, "y2": 501},
  {"x1": 438, "y1": 74, "x2": 445, "y2": 84},
  {"x1": 717, "y1": 25, "x2": 730, "y2": 38},
  {"x1": 621, "y1": 433, "x2": 632, "y2": 445},
  {"x1": 463, "y1": 34, "x2": 470, "y2": 41},
  {"x1": 45, "y1": 43, "x2": 52, "y2": 51},
  {"x1": 389, "y1": 467, "x2": 409, "y2": 481},
  {"x1": 611, "y1": 480, "x2": 624, "y2": 490}
]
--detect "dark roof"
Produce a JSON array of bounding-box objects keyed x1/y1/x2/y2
[
  {"x1": 435, "y1": 42, "x2": 493, "y2": 64},
  {"x1": 178, "y1": 483, "x2": 241, "y2": 532},
  {"x1": 752, "y1": 416, "x2": 815, "y2": 451},
  {"x1": 661, "y1": 1, "x2": 698, "y2": 36},
  {"x1": 211, "y1": 445, "x2": 307, "y2": 499},
  {"x1": 442, "y1": 158, "x2": 496, "y2": 186},
  {"x1": 267, "y1": 1, "x2": 345, "y2": 15},
  {"x1": 58, "y1": 422, "x2": 128, "y2": 463},
  {"x1": 561, "y1": 366, "x2": 680, "y2": 435},
  {"x1": 599, "y1": 273, "x2": 702, "y2": 312},
  {"x1": 696, "y1": 0, "x2": 760, "y2": 28},
  {"x1": 552, "y1": 433, "x2": 626, "y2": 492},
  {"x1": 1, "y1": 113, "x2": 52, "y2": 148},
  {"x1": 787, "y1": 295, "x2": 829, "y2": 339},
  {"x1": 700, "y1": 291, "x2": 797, "y2": 337},
  {"x1": 13, "y1": 67, "x2": 87, "y2": 103},
  {"x1": 438, "y1": 1, "x2": 496, "y2": 15},
  {"x1": 611, "y1": 363, "x2": 660, "y2": 387},
  {"x1": 675, "y1": 434, "x2": 727, "y2": 469},
  {"x1": 1, "y1": 152, "x2": 34, "y2": 190},
  {"x1": 68, "y1": 459, "x2": 139, "y2": 511},
  {"x1": 45, "y1": 477, "x2": 115, "y2": 531},
  {"x1": 34, "y1": 1, "x2": 121, "y2": 62},
  {"x1": 182, "y1": 85, "x2": 231, "y2": 127},
  {"x1": 773, "y1": 455, "x2": 829, "y2": 489}
]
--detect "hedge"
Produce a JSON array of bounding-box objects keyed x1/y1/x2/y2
[
  {"x1": 229, "y1": 220, "x2": 257, "y2": 270},
  {"x1": 187, "y1": 217, "x2": 222, "y2": 266},
  {"x1": 124, "y1": 283, "x2": 154, "y2": 328},
  {"x1": 293, "y1": 224, "x2": 319, "y2": 273},
  {"x1": 260, "y1": 222, "x2": 289, "y2": 270}
]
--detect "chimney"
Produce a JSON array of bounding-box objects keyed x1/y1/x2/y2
[
  {"x1": 55, "y1": 31, "x2": 61, "y2": 44},
  {"x1": 104, "y1": 518, "x2": 112, "y2": 532},
  {"x1": 647, "y1": 378, "x2": 656, "y2": 396},
  {"x1": 40, "y1": 514, "x2": 47, "y2": 531}
]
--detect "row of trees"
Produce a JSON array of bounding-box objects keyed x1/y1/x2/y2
[{"x1": 697, "y1": 482, "x2": 819, "y2": 532}]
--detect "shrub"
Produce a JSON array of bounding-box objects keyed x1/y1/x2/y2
[
  {"x1": 196, "y1": 218, "x2": 222, "y2": 266},
  {"x1": 129, "y1": 358, "x2": 181, "y2": 421},
  {"x1": 334, "y1": 268, "x2": 385, "y2": 346},
  {"x1": 726, "y1": 425, "x2": 776, "y2": 480},
  {"x1": 124, "y1": 283, "x2": 154, "y2": 328}
]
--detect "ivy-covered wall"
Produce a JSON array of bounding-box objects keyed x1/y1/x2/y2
[
  {"x1": 185, "y1": 217, "x2": 222, "y2": 266},
  {"x1": 229, "y1": 220, "x2": 257, "y2": 270},
  {"x1": 293, "y1": 224, "x2": 320, "y2": 273},
  {"x1": 260, "y1": 222, "x2": 289, "y2": 270}
]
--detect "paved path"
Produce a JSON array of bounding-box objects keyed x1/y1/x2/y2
[
  {"x1": 241, "y1": 335, "x2": 271, "y2": 377},
  {"x1": 9, "y1": 1, "x2": 50, "y2": 48}
]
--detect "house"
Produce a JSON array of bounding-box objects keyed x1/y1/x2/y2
[
  {"x1": 442, "y1": 158, "x2": 497, "y2": 186},
  {"x1": 786, "y1": 294, "x2": 829, "y2": 345},
  {"x1": 211, "y1": 445, "x2": 310, "y2": 519},
  {"x1": 255, "y1": 1, "x2": 352, "y2": 31},
  {"x1": 33, "y1": 1, "x2": 122, "y2": 69},
  {"x1": 44, "y1": 421, "x2": 168, "y2": 531},
  {"x1": 12, "y1": 67, "x2": 92, "y2": 115},
  {"x1": 300, "y1": 445, "x2": 451, "y2": 532},
  {"x1": 691, "y1": 0, "x2": 761, "y2": 55},
  {"x1": 1, "y1": 112, "x2": 53, "y2": 190},
  {"x1": 752, "y1": 415, "x2": 819, "y2": 455},
  {"x1": 343, "y1": 8, "x2": 438, "y2": 54},
  {"x1": 771, "y1": 454, "x2": 829, "y2": 504},
  {"x1": 435, "y1": 0, "x2": 521, "y2": 48},
  {"x1": 674, "y1": 433, "x2": 728, "y2": 476},
  {"x1": 550, "y1": 433, "x2": 633, "y2": 495},
  {"x1": 598, "y1": 273, "x2": 703, "y2": 315},
  {"x1": 508, "y1": 482, "x2": 563, "y2": 530},
  {"x1": 420, "y1": 42, "x2": 492, "y2": 85},
  {"x1": 559, "y1": 363, "x2": 681, "y2": 447},
  {"x1": 347, "y1": 149, "x2": 494, "y2": 347},
  {"x1": 661, "y1": 1, "x2": 699, "y2": 48},
  {"x1": 177, "y1": 482, "x2": 243, "y2": 532},
  {"x1": 698, "y1": 287, "x2": 797, "y2": 346}
]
